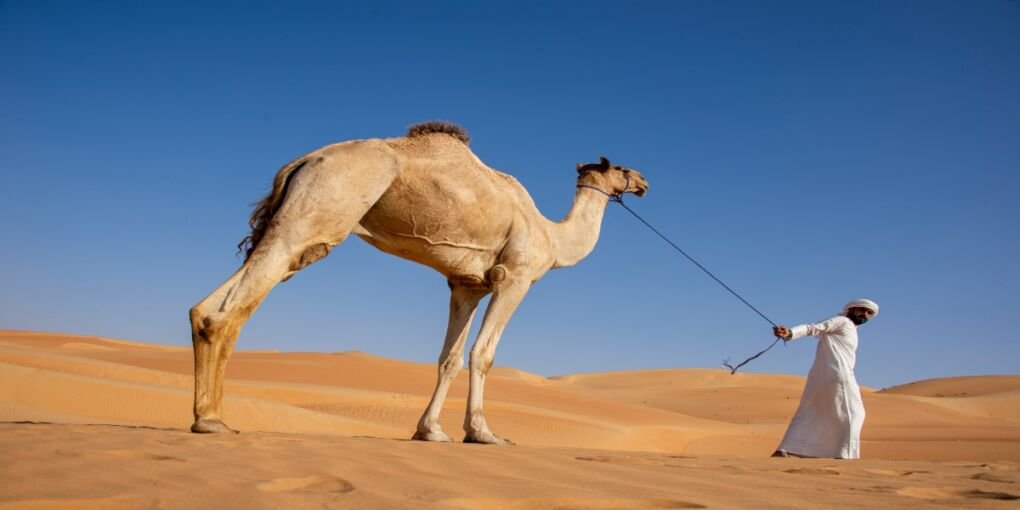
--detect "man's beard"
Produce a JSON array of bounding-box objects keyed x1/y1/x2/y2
[{"x1": 849, "y1": 315, "x2": 869, "y2": 326}]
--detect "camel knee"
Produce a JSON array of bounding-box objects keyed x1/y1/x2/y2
[
  {"x1": 189, "y1": 305, "x2": 204, "y2": 330},
  {"x1": 190, "y1": 305, "x2": 213, "y2": 343},
  {"x1": 439, "y1": 354, "x2": 464, "y2": 375},
  {"x1": 191, "y1": 309, "x2": 234, "y2": 346},
  {"x1": 470, "y1": 352, "x2": 494, "y2": 374}
]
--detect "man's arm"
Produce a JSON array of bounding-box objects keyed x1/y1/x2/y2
[{"x1": 773, "y1": 317, "x2": 849, "y2": 341}]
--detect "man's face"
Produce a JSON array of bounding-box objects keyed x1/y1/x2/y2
[{"x1": 847, "y1": 307, "x2": 876, "y2": 326}]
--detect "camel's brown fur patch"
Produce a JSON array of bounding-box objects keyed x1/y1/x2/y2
[{"x1": 407, "y1": 121, "x2": 470, "y2": 145}]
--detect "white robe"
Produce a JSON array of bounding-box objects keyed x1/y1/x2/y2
[{"x1": 778, "y1": 316, "x2": 865, "y2": 459}]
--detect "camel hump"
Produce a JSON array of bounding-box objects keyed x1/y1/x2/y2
[{"x1": 407, "y1": 121, "x2": 470, "y2": 145}]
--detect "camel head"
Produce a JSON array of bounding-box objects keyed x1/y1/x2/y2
[{"x1": 576, "y1": 156, "x2": 649, "y2": 198}]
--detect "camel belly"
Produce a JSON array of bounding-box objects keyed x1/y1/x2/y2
[
  {"x1": 355, "y1": 213, "x2": 504, "y2": 284},
  {"x1": 353, "y1": 164, "x2": 517, "y2": 283}
]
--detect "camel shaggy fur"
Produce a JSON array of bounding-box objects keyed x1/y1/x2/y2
[{"x1": 190, "y1": 122, "x2": 649, "y2": 444}]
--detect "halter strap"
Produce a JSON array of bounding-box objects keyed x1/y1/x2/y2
[{"x1": 576, "y1": 171, "x2": 630, "y2": 203}]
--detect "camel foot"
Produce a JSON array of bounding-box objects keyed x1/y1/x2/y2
[
  {"x1": 464, "y1": 430, "x2": 515, "y2": 445},
  {"x1": 191, "y1": 418, "x2": 239, "y2": 434},
  {"x1": 411, "y1": 430, "x2": 454, "y2": 442}
]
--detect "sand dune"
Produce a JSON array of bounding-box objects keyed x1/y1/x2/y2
[
  {"x1": 882, "y1": 375, "x2": 1020, "y2": 397},
  {"x1": 1, "y1": 329, "x2": 1018, "y2": 508}
]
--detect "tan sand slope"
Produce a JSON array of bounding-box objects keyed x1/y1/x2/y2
[
  {"x1": 1, "y1": 329, "x2": 1019, "y2": 460},
  {"x1": 2, "y1": 422, "x2": 1018, "y2": 510},
  {"x1": 881, "y1": 375, "x2": 1020, "y2": 398},
  {"x1": 1, "y1": 329, "x2": 1019, "y2": 508}
]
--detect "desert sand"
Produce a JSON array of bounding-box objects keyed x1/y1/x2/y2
[{"x1": 1, "y1": 329, "x2": 1018, "y2": 508}]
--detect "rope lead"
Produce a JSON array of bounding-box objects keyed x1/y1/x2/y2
[{"x1": 609, "y1": 196, "x2": 782, "y2": 374}]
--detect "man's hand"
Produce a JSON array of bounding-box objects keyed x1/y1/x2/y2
[{"x1": 773, "y1": 325, "x2": 792, "y2": 340}]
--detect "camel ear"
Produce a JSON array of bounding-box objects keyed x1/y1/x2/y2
[
  {"x1": 576, "y1": 163, "x2": 584, "y2": 174},
  {"x1": 599, "y1": 156, "x2": 610, "y2": 169}
]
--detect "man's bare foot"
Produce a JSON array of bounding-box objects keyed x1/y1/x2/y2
[{"x1": 772, "y1": 449, "x2": 813, "y2": 458}]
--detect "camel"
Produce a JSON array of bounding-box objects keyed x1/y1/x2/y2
[{"x1": 189, "y1": 121, "x2": 648, "y2": 444}]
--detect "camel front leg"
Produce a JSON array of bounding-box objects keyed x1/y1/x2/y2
[
  {"x1": 412, "y1": 285, "x2": 486, "y2": 442},
  {"x1": 463, "y1": 279, "x2": 530, "y2": 445}
]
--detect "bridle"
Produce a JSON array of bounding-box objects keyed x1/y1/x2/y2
[{"x1": 576, "y1": 169, "x2": 631, "y2": 204}]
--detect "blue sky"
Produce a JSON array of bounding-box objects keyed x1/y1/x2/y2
[{"x1": 1, "y1": 1, "x2": 1017, "y2": 388}]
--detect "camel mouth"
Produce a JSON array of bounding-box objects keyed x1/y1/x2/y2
[{"x1": 628, "y1": 173, "x2": 649, "y2": 197}]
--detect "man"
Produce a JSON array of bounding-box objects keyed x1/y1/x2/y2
[{"x1": 770, "y1": 299, "x2": 879, "y2": 459}]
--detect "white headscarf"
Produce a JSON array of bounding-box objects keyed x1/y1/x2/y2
[{"x1": 842, "y1": 298, "x2": 879, "y2": 316}]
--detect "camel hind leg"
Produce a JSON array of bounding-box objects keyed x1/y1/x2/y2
[
  {"x1": 190, "y1": 235, "x2": 317, "y2": 433},
  {"x1": 190, "y1": 154, "x2": 399, "y2": 433}
]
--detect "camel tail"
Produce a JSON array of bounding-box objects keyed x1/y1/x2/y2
[{"x1": 236, "y1": 156, "x2": 317, "y2": 260}]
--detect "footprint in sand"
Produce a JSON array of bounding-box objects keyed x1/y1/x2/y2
[
  {"x1": 442, "y1": 497, "x2": 705, "y2": 509},
  {"x1": 861, "y1": 469, "x2": 929, "y2": 477},
  {"x1": 574, "y1": 455, "x2": 704, "y2": 471},
  {"x1": 551, "y1": 500, "x2": 706, "y2": 510},
  {"x1": 102, "y1": 450, "x2": 185, "y2": 462},
  {"x1": 574, "y1": 455, "x2": 663, "y2": 466},
  {"x1": 256, "y1": 475, "x2": 355, "y2": 494},
  {"x1": 896, "y1": 487, "x2": 1019, "y2": 501},
  {"x1": 782, "y1": 467, "x2": 840, "y2": 476},
  {"x1": 981, "y1": 462, "x2": 1020, "y2": 472},
  {"x1": 849, "y1": 485, "x2": 897, "y2": 494},
  {"x1": 971, "y1": 472, "x2": 1015, "y2": 484}
]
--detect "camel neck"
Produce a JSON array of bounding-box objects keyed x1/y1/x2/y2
[{"x1": 550, "y1": 187, "x2": 611, "y2": 268}]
